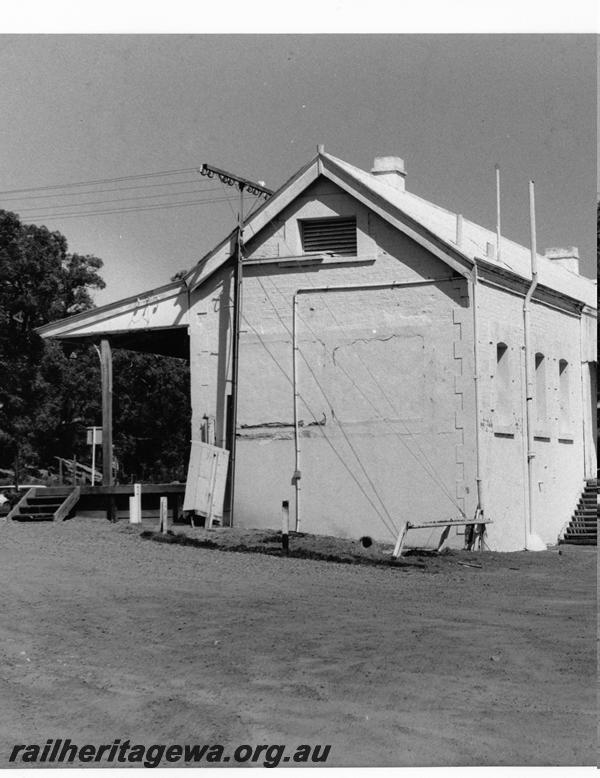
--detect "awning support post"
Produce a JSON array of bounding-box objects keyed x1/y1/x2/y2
[{"x1": 100, "y1": 338, "x2": 114, "y2": 488}]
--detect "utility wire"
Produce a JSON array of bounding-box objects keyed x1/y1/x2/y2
[
  {"x1": 24, "y1": 195, "x2": 237, "y2": 221},
  {"x1": 253, "y1": 275, "x2": 398, "y2": 537},
  {"x1": 315, "y1": 293, "x2": 466, "y2": 516},
  {"x1": 240, "y1": 312, "x2": 397, "y2": 539},
  {"x1": 263, "y1": 272, "x2": 465, "y2": 518},
  {"x1": 1, "y1": 180, "x2": 222, "y2": 203},
  {"x1": 220, "y1": 179, "x2": 239, "y2": 223},
  {"x1": 16, "y1": 188, "x2": 227, "y2": 214},
  {"x1": 0, "y1": 166, "x2": 202, "y2": 197},
  {"x1": 332, "y1": 353, "x2": 465, "y2": 516},
  {"x1": 294, "y1": 273, "x2": 465, "y2": 515}
]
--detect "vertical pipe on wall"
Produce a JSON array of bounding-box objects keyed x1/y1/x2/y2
[
  {"x1": 292, "y1": 293, "x2": 302, "y2": 531},
  {"x1": 523, "y1": 180, "x2": 540, "y2": 547},
  {"x1": 469, "y1": 266, "x2": 485, "y2": 521}
]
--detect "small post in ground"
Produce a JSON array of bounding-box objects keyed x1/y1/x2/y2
[
  {"x1": 392, "y1": 521, "x2": 410, "y2": 559},
  {"x1": 133, "y1": 483, "x2": 142, "y2": 526},
  {"x1": 159, "y1": 496, "x2": 168, "y2": 534},
  {"x1": 129, "y1": 496, "x2": 140, "y2": 524},
  {"x1": 281, "y1": 500, "x2": 290, "y2": 555}
]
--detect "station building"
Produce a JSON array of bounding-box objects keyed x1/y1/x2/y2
[{"x1": 39, "y1": 150, "x2": 597, "y2": 550}]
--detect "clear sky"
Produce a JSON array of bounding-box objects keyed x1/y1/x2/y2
[{"x1": 0, "y1": 33, "x2": 596, "y2": 305}]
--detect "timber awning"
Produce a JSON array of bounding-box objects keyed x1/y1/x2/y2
[{"x1": 36, "y1": 280, "x2": 190, "y2": 359}]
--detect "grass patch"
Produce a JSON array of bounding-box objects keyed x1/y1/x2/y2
[
  {"x1": 139, "y1": 529, "x2": 426, "y2": 570},
  {"x1": 140, "y1": 530, "x2": 218, "y2": 549}
]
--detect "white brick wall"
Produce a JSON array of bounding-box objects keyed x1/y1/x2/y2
[
  {"x1": 187, "y1": 177, "x2": 591, "y2": 550},
  {"x1": 476, "y1": 281, "x2": 588, "y2": 549}
]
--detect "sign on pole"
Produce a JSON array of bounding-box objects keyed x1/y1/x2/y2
[{"x1": 86, "y1": 426, "x2": 102, "y2": 486}]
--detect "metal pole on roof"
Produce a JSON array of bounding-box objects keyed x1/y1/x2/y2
[{"x1": 495, "y1": 164, "x2": 502, "y2": 262}]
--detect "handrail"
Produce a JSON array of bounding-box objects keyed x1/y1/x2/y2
[
  {"x1": 53, "y1": 486, "x2": 81, "y2": 522},
  {"x1": 54, "y1": 457, "x2": 101, "y2": 485}
]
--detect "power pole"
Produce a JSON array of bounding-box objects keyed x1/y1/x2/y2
[{"x1": 199, "y1": 164, "x2": 272, "y2": 525}]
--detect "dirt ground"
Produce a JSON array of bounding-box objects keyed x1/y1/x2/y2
[{"x1": 0, "y1": 516, "x2": 596, "y2": 767}]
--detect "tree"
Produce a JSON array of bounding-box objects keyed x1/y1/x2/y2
[
  {"x1": 110, "y1": 269, "x2": 190, "y2": 482},
  {"x1": 0, "y1": 211, "x2": 105, "y2": 480},
  {"x1": 112, "y1": 350, "x2": 190, "y2": 482},
  {"x1": 0, "y1": 210, "x2": 191, "y2": 485}
]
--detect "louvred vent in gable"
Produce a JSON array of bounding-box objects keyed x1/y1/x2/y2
[{"x1": 300, "y1": 216, "x2": 357, "y2": 255}]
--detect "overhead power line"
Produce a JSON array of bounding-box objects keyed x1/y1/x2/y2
[
  {"x1": 24, "y1": 194, "x2": 237, "y2": 221},
  {"x1": 240, "y1": 311, "x2": 397, "y2": 539},
  {"x1": 261, "y1": 272, "x2": 466, "y2": 519},
  {"x1": 16, "y1": 187, "x2": 226, "y2": 214},
  {"x1": 0, "y1": 178, "x2": 220, "y2": 203},
  {"x1": 0, "y1": 166, "x2": 202, "y2": 197},
  {"x1": 252, "y1": 275, "x2": 398, "y2": 538}
]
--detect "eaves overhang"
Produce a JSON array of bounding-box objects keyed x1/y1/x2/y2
[{"x1": 36, "y1": 280, "x2": 190, "y2": 358}]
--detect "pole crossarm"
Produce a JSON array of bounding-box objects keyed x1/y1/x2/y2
[{"x1": 199, "y1": 163, "x2": 273, "y2": 199}]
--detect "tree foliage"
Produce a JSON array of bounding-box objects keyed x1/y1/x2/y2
[
  {"x1": 0, "y1": 210, "x2": 190, "y2": 484},
  {"x1": 0, "y1": 211, "x2": 105, "y2": 475}
]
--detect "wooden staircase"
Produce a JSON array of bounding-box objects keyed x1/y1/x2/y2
[
  {"x1": 560, "y1": 479, "x2": 597, "y2": 545},
  {"x1": 7, "y1": 486, "x2": 80, "y2": 522}
]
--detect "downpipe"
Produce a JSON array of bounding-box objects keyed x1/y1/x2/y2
[
  {"x1": 523, "y1": 181, "x2": 545, "y2": 551},
  {"x1": 469, "y1": 266, "x2": 485, "y2": 539}
]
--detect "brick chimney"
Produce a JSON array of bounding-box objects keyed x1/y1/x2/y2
[
  {"x1": 371, "y1": 156, "x2": 406, "y2": 191},
  {"x1": 544, "y1": 246, "x2": 580, "y2": 274}
]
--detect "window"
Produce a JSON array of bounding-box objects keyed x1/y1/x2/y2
[
  {"x1": 535, "y1": 352, "x2": 546, "y2": 426},
  {"x1": 299, "y1": 216, "x2": 357, "y2": 255},
  {"x1": 558, "y1": 359, "x2": 570, "y2": 434},
  {"x1": 494, "y1": 342, "x2": 511, "y2": 428}
]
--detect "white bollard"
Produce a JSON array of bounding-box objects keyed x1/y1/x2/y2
[
  {"x1": 129, "y1": 496, "x2": 140, "y2": 524},
  {"x1": 159, "y1": 496, "x2": 168, "y2": 534},
  {"x1": 134, "y1": 483, "x2": 142, "y2": 525}
]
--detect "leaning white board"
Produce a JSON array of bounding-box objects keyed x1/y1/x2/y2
[{"x1": 183, "y1": 440, "x2": 229, "y2": 521}]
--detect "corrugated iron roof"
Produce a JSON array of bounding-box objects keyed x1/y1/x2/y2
[{"x1": 324, "y1": 152, "x2": 596, "y2": 309}]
